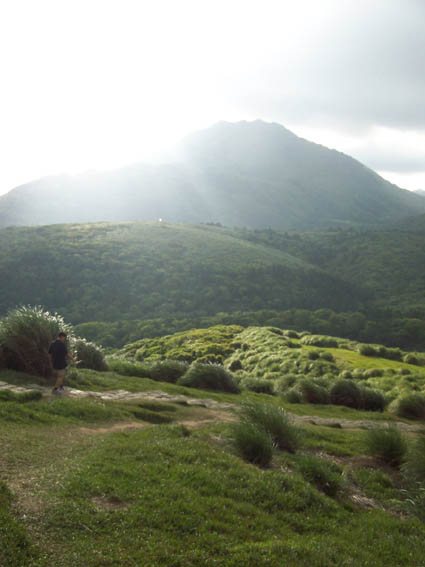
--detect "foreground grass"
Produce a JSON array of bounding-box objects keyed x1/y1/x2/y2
[{"x1": 3, "y1": 424, "x2": 422, "y2": 567}]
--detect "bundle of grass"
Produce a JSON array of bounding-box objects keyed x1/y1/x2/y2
[
  {"x1": 73, "y1": 338, "x2": 108, "y2": 371},
  {"x1": 361, "y1": 388, "x2": 387, "y2": 412},
  {"x1": 396, "y1": 393, "x2": 425, "y2": 420},
  {"x1": 239, "y1": 402, "x2": 300, "y2": 453},
  {"x1": 240, "y1": 377, "x2": 275, "y2": 395},
  {"x1": 298, "y1": 379, "x2": 330, "y2": 405},
  {"x1": 108, "y1": 358, "x2": 150, "y2": 378},
  {"x1": 296, "y1": 455, "x2": 343, "y2": 497},
  {"x1": 285, "y1": 388, "x2": 302, "y2": 403},
  {"x1": 365, "y1": 426, "x2": 407, "y2": 467},
  {"x1": 145, "y1": 360, "x2": 189, "y2": 383},
  {"x1": 300, "y1": 335, "x2": 338, "y2": 348},
  {"x1": 177, "y1": 363, "x2": 240, "y2": 393},
  {"x1": 0, "y1": 306, "x2": 74, "y2": 377},
  {"x1": 232, "y1": 422, "x2": 274, "y2": 467},
  {"x1": 0, "y1": 389, "x2": 42, "y2": 403},
  {"x1": 330, "y1": 379, "x2": 362, "y2": 409}
]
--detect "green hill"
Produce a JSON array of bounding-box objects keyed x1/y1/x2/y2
[{"x1": 0, "y1": 222, "x2": 365, "y2": 323}]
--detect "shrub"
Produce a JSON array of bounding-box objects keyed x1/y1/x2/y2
[
  {"x1": 145, "y1": 360, "x2": 189, "y2": 383},
  {"x1": 0, "y1": 306, "x2": 74, "y2": 377},
  {"x1": 402, "y1": 431, "x2": 425, "y2": 483},
  {"x1": 301, "y1": 335, "x2": 338, "y2": 348},
  {"x1": 330, "y1": 379, "x2": 362, "y2": 409},
  {"x1": 239, "y1": 402, "x2": 300, "y2": 452},
  {"x1": 285, "y1": 388, "x2": 302, "y2": 403},
  {"x1": 283, "y1": 330, "x2": 299, "y2": 339},
  {"x1": 358, "y1": 344, "x2": 377, "y2": 356},
  {"x1": 364, "y1": 368, "x2": 384, "y2": 378},
  {"x1": 338, "y1": 370, "x2": 352, "y2": 380},
  {"x1": 396, "y1": 393, "x2": 425, "y2": 420},
  {"x1": 319, "y1": 351, "x2": 335, "y2": 362},
  {"x1": 232, "y1": 422, "x2": 273, "y2": 467},
  {"x1": 298, "y1": 379, "x2": 330, "y2": 405},
  {"x1": 365, "y1": 426, "x2": 407, "y2": 467},
  {"x1": 177, "y1": 363, "x2": 240, "y2": 393},
  {"x1": 73, "y1": 338, "x2": 108, "y2": 371},
  {"x1": 296, "y1": 456, "x2": 343, "y2": 497},
  {"x1": 360, "y1": 388, "x2": 387, "y2": 412},
  {"x1": 240, "y1": 377, "x2": 275, "y2": 395},
  {"x1": 108, "y1": 358, "x2": 150, "y2": 378}
]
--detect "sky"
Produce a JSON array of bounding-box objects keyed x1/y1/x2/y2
[{"x1": 0, "y1": 0, "x2": 424, "y2": 196}]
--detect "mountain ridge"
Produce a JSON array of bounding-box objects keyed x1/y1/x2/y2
[{"x1": 1, "y1": 120, "x2": 424, "y2": 229}]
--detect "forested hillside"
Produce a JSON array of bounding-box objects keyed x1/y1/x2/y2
[
  {"x1": 0, "y1": 222, "x2": 363, "y2": 323},
  {"x1": 1, "y1": 221, "x2": 425, "y2": 350}
]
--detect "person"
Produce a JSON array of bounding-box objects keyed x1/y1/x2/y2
[{"x1": 48, "y1": 332, "x2": 74, "y2": 395}]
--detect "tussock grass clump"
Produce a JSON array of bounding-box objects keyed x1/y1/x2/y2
[
  {"x1": 298, "y1": 379, "x2": 330, "y2": 405},
  {"x1": 296, "y1": 455, "x2": 343, "y2": 497},
  {"x1": 240, "y1": 377, "x2": 275, "y2": 395},
  {"x1": 330, "y1": 379, "x2": 362, "y2": 409},
  {"x1": 108, "y1": 358, "x2": 150, "y2": 378},
  {"x1": 301, "y1": 335, "x2": 338, "y2": 348},
  {"x1": 0, "y1": 306, "x2": 74, "y2": 377},
  {"x1": 145, "y1": 360, "x2": 189, "y2": 383},
  {"x1": 365, "y1": 426, "x2": 407, "y2": 467},
  {"x1": 73, "y1": 338, "x2": 108, "y2": 371},
  {"x1": 361, "y1": 388, "x2": 387, "y2": 412},
  {"x1": 177, "y1": 363, "x2": 240, "y2": 393},
  {"x1": 232, "y1": 422, "x2": 274, "y2": 467},
  {"x1": 285, "y1": 388, "x2": 302, "y2": 403},
  {"x1": 239, "y1": 402, "x2": 300, "y2": 453},
  {"x1": 396, "y1": 393, "x2": 425, "y2": 421}
]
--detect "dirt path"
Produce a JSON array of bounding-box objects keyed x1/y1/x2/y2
[{"x1": 1, "y1": 381, "x2": 423, "y2": 431}]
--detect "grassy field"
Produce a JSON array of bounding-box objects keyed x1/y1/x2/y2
[{"x1": 1, "y1": 363, "x2": 424, "y2": 566}]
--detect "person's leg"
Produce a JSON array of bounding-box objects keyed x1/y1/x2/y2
[{"x1": 53, "y1": 369, "x2": 66, "y2": 391}]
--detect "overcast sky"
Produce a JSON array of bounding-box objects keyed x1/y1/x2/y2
[{"x1": 1, "y1": 0, "x2": 424, "y2": 195}]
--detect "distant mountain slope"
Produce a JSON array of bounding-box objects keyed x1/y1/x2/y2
[
  {"x1": 1, "y1": 121, "x2": 424, "y2": 229},
  {"x1": 0, "y1": 222, "x2": 365, "y2": 323}
]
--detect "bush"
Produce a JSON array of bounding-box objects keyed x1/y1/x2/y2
[
  {"x1": 73, "y1": 338, "x2": 108, "y2": 371},
  {"x1": 364, "y1": 368, "x2": 384, "y2": 378},
  {"x1": 232, "y1": 422, "x2": 273, "y2": 467},
  {"x1": 285, "y1": 388, "x2": 302, "y2": 403},
  {"x1": 358, "y1": 344, "x2": 377, "y2": 356},
  {"x1": 239, "y1": 402, "x2": 300, "y2": 453},
  {"x1": 298, "y1": 379, "x2": 330, "y2": 405},
  {"x1": 108, "y1": 358, "x2": 150, "y2": 378},
  {"x1": 177, "y1": 363, "x2": 240, "y2": 393},
  {"x1": 319, "y1": 351, "x2": 335, "y2": 362},
  {"x1": 296, "y1": 456, "x2": 343, "y2": 497},
  {"x1": 145, "y1": 360, "x2": 189, "y2": 383},
  {"x1": 300, "y1": 335, "x2": 338, "y2": 348},
  {"x1": 397, "y1": 393, "x2": 425, "y2": 420},
  {"x1": 240, "y1": 377, "x2": 275, "y2": 395},
  {"x1": 361, "y1": 388, "x2": 387, "y2": 412},
  {"x1": 365, "y1": 426, "x2": 407, "y2": 467},
  {"x1": 0, "y1": 306, "x2": 74, "y2": 377},
  {"x1": 330, "y1": 379, "x2": 362, "y2": 409},
  {"x1": 402, "y1": 431, "x2": 425, "y2": 483}
]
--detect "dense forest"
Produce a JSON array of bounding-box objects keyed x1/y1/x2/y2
[{"x1": 1, "y1": 221, "x2": 424, "y2": 350}]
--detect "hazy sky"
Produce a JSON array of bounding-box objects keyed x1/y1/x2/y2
[{"x1": 1, "y1": 0, "x2": 424, "y2": 195}]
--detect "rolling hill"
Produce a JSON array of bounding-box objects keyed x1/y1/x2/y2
[{"x1": 1, "y1": 120, "x2": 424, "y2": 229}]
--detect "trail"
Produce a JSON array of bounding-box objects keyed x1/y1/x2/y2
[{"x1": 1, "y1": 381, "x2": 423, "y2": 431}]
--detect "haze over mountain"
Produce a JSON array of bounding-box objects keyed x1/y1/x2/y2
[{"x1": 1, "y1": 120, "x2": 424, "y2": 230}]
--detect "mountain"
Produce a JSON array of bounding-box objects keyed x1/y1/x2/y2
[
  {"x1": 413, "y1": 189, "x2": 425, "y2": 197},
  {"x1": 1, "y1": 121, "x2": 424, "y2": 229}
]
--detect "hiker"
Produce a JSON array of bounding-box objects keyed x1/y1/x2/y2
[{"x1": 48, "y1": 332, "x2": 74, "y2": 395}]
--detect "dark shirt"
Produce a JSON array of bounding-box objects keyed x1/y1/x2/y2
[{"x1": 48, "y1": 339, "x2": 68, "y2": 370}]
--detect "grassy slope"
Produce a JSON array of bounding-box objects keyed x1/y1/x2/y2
[{"x1": 1, "y1": 367, "x2": 424, "y2": 566}]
